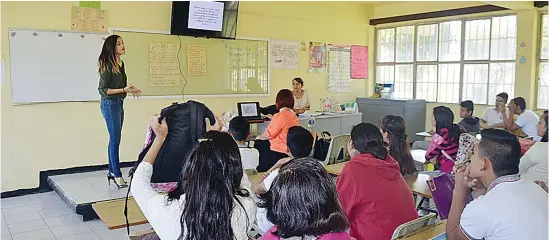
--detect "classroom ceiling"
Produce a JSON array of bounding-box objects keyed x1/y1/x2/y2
[{"x1": 361, "y1": 1, "x2": 405, "y2": 6}]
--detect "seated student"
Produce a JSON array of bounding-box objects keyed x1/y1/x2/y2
[
  {"x1": 259, "y1": 158, "x2": 352, "y2": 240},
  {"x1": 502, "y1": 97, "x2": 540, "y2": 141},
  {"x1": 481, "y1": 92, "x2": 510, "y2": 129},
  {"x1": 425, "y1": 106, "x2": 463, "y2": 173},
  {"x1": 380, "y1": 115, "x2": 418, "y2": 177},
  {"x1": 458, "y1": 100, "x2": 480, "y2": 133},
  {"x1": 337, "y1": 123, "x2": 418, "y2": 240},
  {"x1": 519, "y1": 111, "x2": 548, "y2": 184},
  {"x1": 131, "y1": 116, "x2": 256, "y2": 240},
  {"x1": 447, "y1": 129, "x2": 548, "y2": 240},
  {"x1": 229, "y1": 116, "x2": 259, "y2": 173}
]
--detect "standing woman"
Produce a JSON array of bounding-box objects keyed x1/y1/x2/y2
[
  {"x1": 98, "y1": 35, "x2": 141, "y2": 188},
  {"x1": 291, "y1": 77, "x2": 310, "y2": 114}
]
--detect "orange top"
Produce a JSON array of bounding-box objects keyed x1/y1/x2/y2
[{"x1": 264, "y1": 109, "x2": 300, "y2": 153}]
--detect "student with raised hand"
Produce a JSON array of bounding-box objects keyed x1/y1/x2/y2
[
  {"x1": 447, "y1": 129, "x2": 548, "y2": 240},
  {"x1": 259, "y1": 158, "x2": 352, "y2": 240},
  {"x1": 380, "y1": 115, "x2": 418, "y2": 177},
  {"x1": 425, "y1": 106, "x2": 463, "y2": 173},
  {"x1": 337, "y1": 123, "x2": 418, "y2": 240},
  {"x1": 131, "y1": 116, "x2": 256, "y2": 240},
  {"x1": 502, "y1": 97, "x2": 540, "y2": 141},
  {"x1": 519, "y1": 111, "x2": 548, "y2": 184}
]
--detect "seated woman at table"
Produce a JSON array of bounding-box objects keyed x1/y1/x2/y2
[
  {"x1": 255, "y1": 89, "x2": 300, "y2": 172},
  {"x1": 337, "y1": 122, "x2": 418, "y2": 240},
  {"x1": 519, "y1": 111, "x2": 548, "y2": 185},
  {"x1": 259, "y1": 158, "x2": 353, "y2": 240},
  {"x1": 381, "y1": 115, "x2": 418, "y2": 177},
  {"x1": 425, "y1": 106, "x2": 463, "y2": 173},
  {"x1": 131, "y1": 116, "x2": 256, "y2": 240},
  {"x1": 292, "y1": 77, "x2": 311, "y2": 114}
]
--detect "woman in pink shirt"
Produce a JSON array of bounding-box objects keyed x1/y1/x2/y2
[{"x1": 257, "y1": 89, "x2": 300, "y2": 172}]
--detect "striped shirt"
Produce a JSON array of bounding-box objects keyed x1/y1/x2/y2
[{"x1": 425, "y1": 128, "x2": 458, "y2": 173}]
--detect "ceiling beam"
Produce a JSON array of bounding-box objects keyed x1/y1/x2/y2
[{"x1": 482, "y1": 1, "x2": 535, "y2": 10}]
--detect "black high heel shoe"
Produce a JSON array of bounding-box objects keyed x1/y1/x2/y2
[{"x1": 107, "y1": 173, "x2": 128, "y2": 189}]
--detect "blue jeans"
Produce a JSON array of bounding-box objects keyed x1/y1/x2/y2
[{"x1": 100, "y1": 99, "x2": 124, "y2": 177}]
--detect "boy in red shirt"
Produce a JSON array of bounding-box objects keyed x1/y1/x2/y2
[{"x1": 337, "y1": 123, "x2": 418, "y2": 240}]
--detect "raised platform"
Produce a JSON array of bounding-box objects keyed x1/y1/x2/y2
[{"x1": 48, "y1": 167, "x2": 133, "y2": 221}]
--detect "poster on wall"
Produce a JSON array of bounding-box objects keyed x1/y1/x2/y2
[
  {"x1": 351, "y1": 45, "x2": 368, "y2": 79},
  {"x1": 71, "y1": 6, "x2": 108, "y2": 32},
  {"x1": 270, "y1": 40, "x2": 299, "y2": 69},
  {"x1": 308, "y1": 42, "x2": 327, "y2": 73},
  {"x1": 149, "y1": 43, "x2": 181, "y2": 87},
  {"x1": 327, "y1": 44, "x2": 351, "y2": 93}
]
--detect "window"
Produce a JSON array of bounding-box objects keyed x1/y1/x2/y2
[
  {"x1": 227, "y1": 41, "x2": 268, "y2": 93},
  {"x1": 375, "y1": 15, "x2": 517, "y2": 104},
  {"x1": 538, "y1": 14, "x2": 548, "y2": 109}
]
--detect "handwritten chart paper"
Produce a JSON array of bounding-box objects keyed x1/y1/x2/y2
[
  {"x1": 71, "y1": 6, "x2": 107, "y2": 32},
  {"x1": 187, "y1": 44, "x2": 207, "y2": 76},
  {"x1": 270, "y1": 40, "x2": 299, "y2": 69},
  {"x1": 351, "y1": 46, "x2": 368, "y2": 79},
  {"x1": 327, "y1": 45, "x2": 351, "y2": 93},
  {"x1": 149, "y1": 43, "x2": 181, "y2": 87},
  {"x1": 309, "y1": 42, "x2": 326, "y2": 73}
]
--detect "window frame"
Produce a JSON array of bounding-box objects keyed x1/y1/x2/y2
[
  {"x1": 537, "y1": 13, "x2": 548, "y2": 109},
  {"x1": 374, "y1": 13, "x2": 517, "y2": 105}
]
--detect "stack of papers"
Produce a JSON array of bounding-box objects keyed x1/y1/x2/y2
[{"x1": 416, "y1": 131, "x2": 433, "y2": 137}]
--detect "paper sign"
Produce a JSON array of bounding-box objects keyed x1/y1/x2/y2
[
  {"x1": 187, "y1": 44, "x2": 207, "y2": 76},
  {"x1": 327, "y1": 44, "x2": 351, "y2": 92},
  {"x1": 149, "y1": 43, "x2": 181, "y2": 86},
  {"x1": 271, "y1": 40, "x2": 299, "y2": 69},
  {"x1": 71, "y1": 6, "x2": 107, "y2": 32},
  {"x1": 351, "y1": 45, "x2": 368, "y2": 79},
  {"x1": 309, "y1": 42, "x2": 326, "y2": 73},
  {"x1": 79, "y1": 1, "x2": 101, "y2": 9}
]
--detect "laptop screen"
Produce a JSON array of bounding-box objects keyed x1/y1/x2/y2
[{"x1": 239, "y1": 102, "x2": 260, "y2": 118}]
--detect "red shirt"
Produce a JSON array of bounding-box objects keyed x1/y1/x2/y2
[{"x1": 336, "y1": 154, "x2": 418, "y2": 240}]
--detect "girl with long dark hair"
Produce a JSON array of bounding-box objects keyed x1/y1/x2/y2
[
  {"x1": 425, "y1": 106, "x2": 463, "y2": 173},
  {"x1": 98, "y1": 35, "x2": 141, "y2": 188},
  {"x1": 131, "y1": 116, "x2": 256, "y2": 240},
  {"x1": 381, "y1": 115, "x2": 418, "y2": 177}
]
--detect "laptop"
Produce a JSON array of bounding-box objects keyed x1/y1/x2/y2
[{"x1": 237, "y1": 102, "x2": 263, "y2": 123}]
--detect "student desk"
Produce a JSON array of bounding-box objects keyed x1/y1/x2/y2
[
  {"x1": 256, "y1": 112, "x2": 362, "y2": 136},
  {"x1": 397, "y1": 221, "x2": 446, "y2": 240}
]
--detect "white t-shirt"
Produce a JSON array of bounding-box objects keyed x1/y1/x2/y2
[
  {"x1": 519, "y1": 142, "x2": 548, "y2": 184},
  {"x1": 516, "y1": 109, "x2": 540, "y2": 141},
  {"x1": 239, "y1": 147, "x2": 259, "y2": 171},
  {"x1": 294, "y1": 90, "x2": 310, "y2": 110},
  {"x1": 460, "y1": 178, "x2": 548, "y2": 240},
  {"x1": 256, "y1": 169, "x2": 279, "y2": 233},
  {"x1": 481, "y1": 107, "x2": 510, "y2": 126}
]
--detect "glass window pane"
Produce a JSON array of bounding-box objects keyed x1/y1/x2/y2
[
  {"x1": 417, "y1": 24, "x2": 438, "y2": 61},
  {"x1": 542, "y1": 15, "x2": 549, "y2": 60},
  {"x1": 396, "y1": 26, "x2": 414, "y2": 62},
  {"x1": 439, "y1": 21, "x2": 462, "y2": 62},
  {"x1": 538, "y1": 62, "x2": 548, "y2": 109},
  {"x1": 463, "y1": 64, "x2": 489, "y2": 104},
  {"x1": 377, "y1": 28, "x2": 395, "y2": 62},
  {"x1": 465, "y1": 19, "x2": 491, "y2": 60},
  {"x1": 416, "y1": 65, "x2": 438, "y2": 102},
  {"x1": 488, "y1": 62, "x2": 515, "y2": 102},
  {"x1": 437, "y1": 64, "x2": 460, "y2": 103},
  {"x1": 490, "y1": 15, "x2": 517, "y2": 60},
  {"x1": 394, "y1": 64, "x2": 414, "y2": 99},
  {"x1": 376, "y1": 65, "x2": 395, "y2": 84}
]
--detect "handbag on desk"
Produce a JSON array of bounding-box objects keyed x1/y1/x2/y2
[{"x1": 427, "y1": 173, "x2": 473, "y2": 220}]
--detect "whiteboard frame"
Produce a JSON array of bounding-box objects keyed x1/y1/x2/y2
[{"x1": 109, "y1": 27, "x2": 271, "y2": 100}]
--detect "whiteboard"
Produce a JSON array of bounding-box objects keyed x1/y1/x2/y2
[{"x1": 8, "y1": 28, "x2": 109, "y2": 104}]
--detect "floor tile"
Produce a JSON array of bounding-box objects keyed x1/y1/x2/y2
[
  {"x1": 1, "y1": 196, "x2": 33, "y2": 209},
  {"x1": 3, "y1": 211, "x2": 42, "y2": 225},
  {"x1": 1, "y1": 215, "x2": 5, "y2": 226},
  {"x1": 43, "y1": 214, "x2": 82, "y2": 228},
  {"x1": 49, "y1": 222, "x2": 92, "y2": 238},
  {"x1": 29, "y1": 194, "x2": 62, "y2": 205},
  {"x1": 7, "y1": 219, "x2": 48, "y2": 235},
  {"x1": 56, "y1": 232, "x2": 100, "y2": 240},
  {"x1": 130, "y1": 223, "x2": 152, "y2": 232},
  {"x1": 11, "y1": 229, "x2": 55, "y2": 240},
  {"x1": 38, "y1": 205, "x2": 73, "y2": 218},
  {"x1": 2, "y1": 205, "x2": 37, "y2": 217},
  {"x1": 94, "y1": 228, "x2": 130, "y2": 240},
  {"x1": 32, "y1": 200, "x2": 66, "y2": 211},
  {"x1": 84, "y1": 220, "x2": 108, "y2": 232},
  {"x1": 1, "y1": 235, "x2": 12, "y2": 240},
  {"x1": 2, "y1": 224, "x2": 10, "y2": 235}
]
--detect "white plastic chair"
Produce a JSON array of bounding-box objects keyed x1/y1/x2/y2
[
  {"x1": 391, "y1": 213, "x2": 438, "y2": 240},
  {"x1": 321, "y1": 135, "x2": 350, "y2": 166}
]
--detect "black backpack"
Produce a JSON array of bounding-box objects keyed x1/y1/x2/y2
[{"x1": 313, "y1": 132, "x2": 332, "y2": 161}]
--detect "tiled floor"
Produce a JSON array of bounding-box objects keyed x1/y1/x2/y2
[{"x1": 1, "y1": 192, "x2": 151, "y2": 240}]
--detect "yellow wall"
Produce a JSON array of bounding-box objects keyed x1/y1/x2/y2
[
  {"x1": 372, "y1": 2, "x2": 546, "y2": 129},
  {"x1": 0, "y1": 1, "x2": 373, "y2": 191}
]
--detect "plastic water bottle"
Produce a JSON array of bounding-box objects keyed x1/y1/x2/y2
[{"x1": 307, "y1": 116, "x2": 316, "y2": 131}]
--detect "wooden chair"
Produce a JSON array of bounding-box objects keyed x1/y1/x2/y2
[{"x1": 391, "y1": 213, "x2": 437, "y2": 240}]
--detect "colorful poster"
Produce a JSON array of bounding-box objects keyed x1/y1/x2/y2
[
  {"x1": 351, "y1": 45, "x2": 368, "y2": 79},
  {"x1": 187, "y1": 44, "x2": 207, "y2": 76},
  {"x1": 270, "y1": 40, "x2": 299, "y2": 69},
  {"x1": 327, "y1": 44, "x2": 351, "y2": 93},
  {"x1": 308, "y1": 42, "x2": 327, "y2": 73},
  {"x1": 71, "y1": 6, "x2": 107, "y2": 32},
  {"x1": 149, "y1": 43, "x2": 181, "y2": 86}
]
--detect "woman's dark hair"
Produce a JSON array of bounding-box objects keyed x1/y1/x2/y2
[
  {"x1": 167, "y1": 131, "x2": 250, "y2": 240},
  {"x1": 433, "y1": 106, "x2": 463, "y2": 141},
  {"x1": 380, "y1": 115, "x2": 417, "y2": 176},
  {"x1": 276, "y1": 89, "x2": 295, "y2": 110},
  {"x1": 98, "y1": 35, "x2": 121, "y2": 74},
  {"x1": 541, "y1": 113, "x2": 548, "y2": 142},
  {"x1": 350, "y1": 122, "x2": 388, "y2": 160},
  {"x1": 258, "y1": 158, "x2": 349, "y2": 238},
  {"x1": 293, "y1": 77, "x2": 304, "y2": 86}
]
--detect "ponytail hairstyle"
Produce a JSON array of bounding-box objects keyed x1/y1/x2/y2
[
  {"x1": 350, "y1": 123, "x2": 388, "y2": 160},
  {"x1": 98, "y1": 35, "x2": 121, "y2": 74},
  {"x1": 433, "y1": 106, "x2": 463, "y2": 142},
  {"x1": 167, "y1": 131, "x2": 250, "y2": 240},
  {"x1": 380, "y1": 115, "x2": 417, "y2": 176}
]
